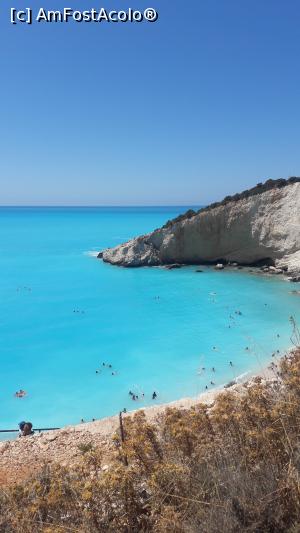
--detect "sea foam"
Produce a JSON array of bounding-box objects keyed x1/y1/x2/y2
[{"x1": 84, "y1": 250, "x2": 100, "y2": 257}]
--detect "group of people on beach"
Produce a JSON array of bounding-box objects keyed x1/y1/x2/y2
[{"x1": 11, "y1": 283, "x2": 287, "y2": 436}]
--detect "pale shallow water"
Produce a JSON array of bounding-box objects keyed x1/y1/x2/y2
[{"x1": 0, "y1": 207, "x2": 299, "y2": 435}]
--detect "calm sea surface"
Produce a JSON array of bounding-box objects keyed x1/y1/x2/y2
[{"x1": 0, "y1": 207, "x2": 299, "y2": 434}]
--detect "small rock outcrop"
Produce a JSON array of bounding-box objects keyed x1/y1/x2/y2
[
  {"x1": 100, "y1": 178, "x2": 300, "y2": 275},
  {"x1": 215, "y1": 263, "x2": 224, "y2": 270}
]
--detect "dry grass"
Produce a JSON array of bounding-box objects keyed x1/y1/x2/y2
[{"x1": 1, "y1": 350, "x2": 300, "y2": 532}]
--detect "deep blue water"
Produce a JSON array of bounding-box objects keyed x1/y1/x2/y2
[{"x1": 0, "y1": 207, "x2": 299, "y2": 434}]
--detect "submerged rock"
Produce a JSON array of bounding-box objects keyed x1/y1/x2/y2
[
  {"x1": 262, "y1": 266, "x2": 284, "y2": 275},
  {"x1": 163, "y1": 263, "x2": 185, "y2": 270},
  {"x1": 215, "y1": 263, "x2": 225, "y2": 270},
  {"x1": 100, "y1": 178, "x2": 300, "y2": 275}
]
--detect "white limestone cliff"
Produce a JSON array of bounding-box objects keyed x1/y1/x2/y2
[{"x1": 100, "y1": 179, "x2": 300, "y2": 276}]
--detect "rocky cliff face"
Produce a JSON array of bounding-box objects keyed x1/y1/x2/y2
[{"x1": 100, "y1": 179, "x2": 300, "y2": 275}]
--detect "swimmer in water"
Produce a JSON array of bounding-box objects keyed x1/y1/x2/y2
[
  {"x1": 152, "y1": 392, "x2": 157, "y2": 400},
  {"x1": 15, "y1": 389, "x2": 27, "y2": 398}
]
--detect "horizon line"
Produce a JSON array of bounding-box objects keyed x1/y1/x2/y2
[{"x1": 0, "y1": 204, "x2": 201, "y2": 208}]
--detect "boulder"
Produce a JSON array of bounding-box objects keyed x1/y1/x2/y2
[{"x1": 215, "y1": 263, "x2": 224, "y2": 270}]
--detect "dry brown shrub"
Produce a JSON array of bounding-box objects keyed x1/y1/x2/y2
[{"x1": 1, "y1": 349, "x2": 300, "y2": 532}]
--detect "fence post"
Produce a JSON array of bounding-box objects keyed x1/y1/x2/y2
[{"x1": 119, "y1": 411, "x2": 128, "y2": 466}]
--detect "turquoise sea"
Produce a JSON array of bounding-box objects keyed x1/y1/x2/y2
[{"x1": 0, "y1": 207, "x2": 299, "y2": 434}]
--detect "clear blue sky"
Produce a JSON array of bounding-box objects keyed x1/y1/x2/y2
[{"x1": 1, "y1": 0, "x2": 300, "y2": 205}]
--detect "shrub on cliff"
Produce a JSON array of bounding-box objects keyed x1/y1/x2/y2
[
  {"x1": 1, "y1": 350, "x2": 300, "y2": 532},
  {"x1": 164, "y1": 177, "x2": 300, "y2": 229}
]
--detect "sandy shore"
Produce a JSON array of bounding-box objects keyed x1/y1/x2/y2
[{"x1": 0, "y1": 356, "x2": 280, "y2": 485}]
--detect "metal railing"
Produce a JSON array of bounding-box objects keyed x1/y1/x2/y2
[{"x1": 0, "y1": 427, "x2": 60, "y2": 434}]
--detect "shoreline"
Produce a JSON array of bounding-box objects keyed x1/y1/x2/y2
[
  {"x1": 99, "y1": 179, "x2": 300, "y2": 277},
  {"x1": 68, "y1": 352, "x2": 279, "y2": 433},
  {"x1": 1, "y1": 347, "x2": 285, "y2": 441},
  {"x1": 2, "y1": 263, "x2": 296, "y2": 446},
  {"x1": 33, "y1": 349, "x2": 284, "y2": 436},
  {"x1": 0, "y1": 349, "x2": 289, "y2": 485}
]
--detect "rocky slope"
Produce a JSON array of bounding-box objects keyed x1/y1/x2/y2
[
  {"x1": 100, "y1": 178, "x2": 300, "y2": 276},
  {"x1": 0, "y1": 364, "x2": 276, "y2": 486},
  {"x1": 0, "y1": 387, "x2": 222, "y2": 485}
]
